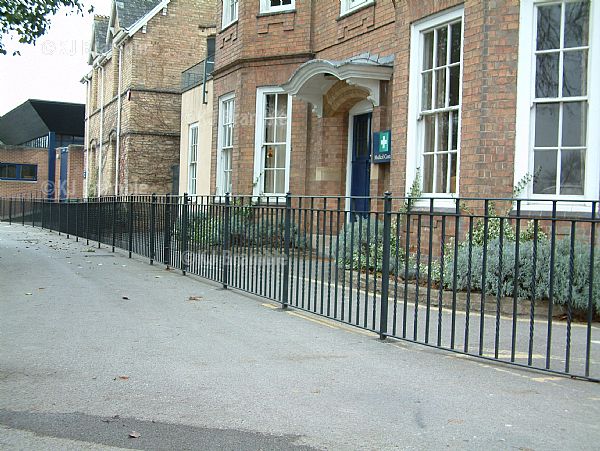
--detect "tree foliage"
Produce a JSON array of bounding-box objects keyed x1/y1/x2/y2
[{"x1": 0, "y1": 0, "x2": 90, "y2": 55}]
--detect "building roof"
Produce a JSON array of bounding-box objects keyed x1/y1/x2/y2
[
  {"x1": 0, "y1": 100, "x2": 85, "y2": 146},
  {"x1": 93, "y1": 15, "x2": 111, "y2": 54},
  {"x1": 116, "y1": 0, "x2": 164, "y2": 30}
]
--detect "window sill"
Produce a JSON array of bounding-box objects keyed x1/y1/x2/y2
[
  {"x1": 0, "y1": 179, "x2": 38, "y2": 183},
  {"x1": 220, "y1": 19, "x2": 238, "y2": 33},
  {"x1": 257, "y1": 9, "x2": 296, "y2": 18},
  {"x1": 337, "y1": 1, "x2": 376, "y2": 21}
]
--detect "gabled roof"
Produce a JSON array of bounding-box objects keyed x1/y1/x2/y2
[
  {"x1": 0, "y1": 100, "x2": 85, "y2": 146},
  {"x1": 116, "y1": 0, "x2": 164, "y2": 30},
  {"x1": 88, "y1": 15, "x2": 110, "y2": 64}
]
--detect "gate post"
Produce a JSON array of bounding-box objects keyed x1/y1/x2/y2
[
  {"x1": 379, "y1": 191, "x2": 393, "y2": 340},
  {"x1": 150, "y1": 194, "x2": 157, "y2": 264},
  {"x1": 222, "y1": 193, "x2": 231, "y2": 289},
  {"x1": 181, "y1": 193, "x2": 190, "y2": 276},
  {"x1": 281, "y1": 192, "x2": 292, "y2": 309}
]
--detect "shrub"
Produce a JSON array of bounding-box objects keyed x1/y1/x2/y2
[
  {"x1": 441, "y1": 236, "x2": 600, "y2": 314},
  {"x1": 333, "y1": 218, "x2": 404, "y2": 274}
]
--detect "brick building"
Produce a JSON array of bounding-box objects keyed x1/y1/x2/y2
[
  {"x1": 211, "y1": 0, "x2": 598, "y2": 211},
  {"x1": 84, "y1": 0, "x2": 216, "y2": 197},
  {"x1": 0, "y1": 100, "x2": 85, "y2": 199}
]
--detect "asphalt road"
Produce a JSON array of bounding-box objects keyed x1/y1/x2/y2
[{"x1": 1, "y1": 223, "x2": 599, "y2": 450}]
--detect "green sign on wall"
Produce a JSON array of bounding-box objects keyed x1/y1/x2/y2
[{"x1": 373, "y1": 130, "x2": 391, "y2": 163}]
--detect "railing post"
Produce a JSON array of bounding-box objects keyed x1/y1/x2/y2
[
  {"x1": 75, "y1": 201, "x2": 79, "y2": 242},
  {"x1": 111, "y1": 196, "x2": 116, "y2": 252},
  {"x1": 128, "y1": 196, "x2": 134, "y2": 258},
  {"x1": 281, "y1": 192, "x2": 292, "y2": 308},
  {"x1": 66, "y1": 199, "x2": 70, "y2": 239},
  {"x1": 21, "y1": 196, "x2": 25, "y2": 226},
  {"x1": 379, "y1": 191, "x2": 393, "y2": 340},
  {"x1": 163, "y1": 194, "x2": 172, "y2": 268},
  {"x1": 85, "y1": 199, "x2": 90, "y2": 245},
  {"x1": 9, "y1": 198, "x2": 12, "y2": 225},
  {"x1": 31, "y1": 193, "x2": 35, "y2": 228},
  {"x1": 181, "y1": 193, "x2": 190, "y2": 276},
  {"x1": 97, "y1": 199, "x2": 102, "y2": 249},
  {"x1": 150, "y1": 194, "x2": 157, "y2": 264},
  {"x1": 222, "y1": 193, "x2": 231, "y2": 289}
]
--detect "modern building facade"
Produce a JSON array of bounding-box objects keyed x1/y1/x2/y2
[
  {"x1": 83, "y1": 0, "x2": 216, "y2": 197},
  {"x1": 211, "y1": 0, "x2": 598, "y2": 211},
  {"x1": 0, "y1": 100, "x2": 85, "y2": 199}
]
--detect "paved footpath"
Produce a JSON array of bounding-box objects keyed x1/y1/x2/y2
[{"x1": 0, "y1": 223, "x2": 599, "y2": 450}]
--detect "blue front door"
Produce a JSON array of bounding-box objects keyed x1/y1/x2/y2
[
  {"x1": 350, "y1": 113, "x2": 372, "y2": 217},
  {"x1": 59, "y1": 148, "x2": 68, "y2": 200}
]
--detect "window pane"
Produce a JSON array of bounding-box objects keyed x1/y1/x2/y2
[
  {"x1": 435, "y1": 68, "x2": 446, "y2": 108},
  {"x1": 276, "y1": 94, "x2": 288, "y2": 117},
  {"x1": 448, "y1": 65, "x2": 460, "y2": 106},
  {"x1": 265, "y1": 119, "x2": 276, "y2": 142},
  {"x1": 21, "y1": 164, "x2": 37, "y2": 180},
  {"x1": 424, "y1": 115, "x2": 435, "y2": 152},
  {"x1": 450, "y1": 22, "x2": 461, "y2": 63},
  {"x1": 533, "y1": 149, "x2": 558, "y2": 194},
  {"x1": 536, "y1": 53, "x2": 559, "y2": 98},
  {"x1": 437, "y1": 112, "x2": 449, "y2": 152},
  {"x1": 534, "y1": 103, "x2": 559, "y2": 147},
  {"x1": 564, "y1": 1, "x2": 589, "y2": 48},
  {"x1": 275, "y1": 145, "x2": 287, "y2": 169},
  {"x1": 449, "y1": 152, "x2": 457, "y2": 194},
  {"x1": 276, "y1": 118, "x2": 287, "y2": 142},
  {"x1": 562, "y1": 101, "x2": 587, "y2": 147},
  {"x1": 423, "y1": 31, "x2": 434, "y2": 70},
  {"x1": 537, "y1": 4, "x2": 561, "y2": 50},
  {"x1": 264, "y1": 170, "x2": 275, "y2": 193},
  {"x1": 421, "y1": 72, "x2": 432, "y2": 110},
  {"x1": 436, "y1": 27, "x2": 447, "y2": 67},
  {"x1": 562, "y1": 50, "x2": 587, "y2": 97},
  {"x1": 451, "y1": 111, "x2": 459, "y2": 150},
  {"x1": 265, "y1": 94, "x2": 276, "y2": 117},
  {"x1": 264, "y1": 146, "x2": 277, "y2": 168},
  {"x1": 560, "y1": 149, "x2": 585, "y2": 195},
  {"x1": 275, "y1": 169, "x2": 285, "y2": 194},
  {"x1": 1, "y1": 164, "x2": 17, "y2": 178},
  {"x1": 435, "y1": 153, "x2": 448, "y2": 193},
  {"x1": 423, "y1": 154, "x2": 434, "y2": 193}
]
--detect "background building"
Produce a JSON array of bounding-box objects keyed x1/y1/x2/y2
[
  {"x1": 0, "y1": 99, "x2": 85, "y2": 199},
  {"x1": 84, "y1": 0, "x2": 216, "y2": 197}
]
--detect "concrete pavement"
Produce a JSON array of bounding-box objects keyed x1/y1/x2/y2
[{"x1": 0, "y1": 223, "x2": 599, "y2": 450}]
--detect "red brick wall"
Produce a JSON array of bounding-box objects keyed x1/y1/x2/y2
[{"x1": 0, "y1": 146, "x2": 49, "y2": 198}]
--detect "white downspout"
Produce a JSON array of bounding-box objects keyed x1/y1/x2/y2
[
  {"x1": 98, "y1": 65, "x2": 105, "y2": 196},
  {"x1": 84, "y1": 77, "x2": 91, "y2": 198},
  {"x1": 115, "y1": 45, "x2": 123, "y2": 196}
]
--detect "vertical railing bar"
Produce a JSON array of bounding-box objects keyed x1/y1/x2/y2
[
  {"x1": 425, "y1": 199, "x2": 434, "y2": 343},
  {"x1": 546, "y1": 201, "x2": 557, "y2": 369},
  {"x1": 528, "y1": 218, "x2": 539, "y2": 366},
  {"x1": 479, "y1": 199, "x2": 489, "y2": 356},
  {"x1": 585, "y1": 201, "x2": 596, "y2": 377},
  {"x1": 565, "y1": 221, "x2": 576, "y2": 374},
  {"x1": 450, "y1": 199, "x2": 460, "y2": 349},
  {"x1": 464, "y1": 215, "x2": 474, "y2": 353},
  {"x1": 403, "y1": 199, "x2": 412, "y2": 338}
]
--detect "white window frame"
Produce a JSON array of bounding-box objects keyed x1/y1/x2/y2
[
  {"x1": 253, "y1": 86, "x2": 293, "y2": 199},
  {"x1": 340, "y1": 0, "x2": 374, "y2": 17},
  {"x1": 260, "y1": 0, "x2": 295, "y2": 14},
  {"x1": 405, "y1": 6, "x2": 464, "y2": 207},
  {"x1": 217, "y1": 93, "x2": 235, "y2": 195},
  {"x1": 515, "y1": 0, "x2": 599, "y2": 211},
  {"x1": 222, "y1": 0, "x2": 238, "y2": 29},
  {"x1": 188, "y1": 123, "x2": 199, "y2": 195}
]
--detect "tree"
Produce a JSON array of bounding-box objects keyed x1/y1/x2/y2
[{"x1": 0, "y1": 0, "x2": 91, "y2": 55}]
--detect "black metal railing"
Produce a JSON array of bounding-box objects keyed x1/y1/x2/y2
[{"x1": 1, "y1": 194, "x2": 598, "y2": 382}]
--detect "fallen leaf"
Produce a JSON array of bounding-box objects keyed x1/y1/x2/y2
[
  {"x1": 116, "y1": 375, "x2": 129, "y2": 381},
  {"x1": 129, "y1": 431, "x2": 141, "y2": 439},
  {"x1": 122, "y1": 296, "x2": 130, "y2": 300},
  {"x1": 188, "y1": 296, "x2": 203, "y2": 302},
  {"x1": 25, "y1": 292, "x2": 33, "y2": 296}
]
